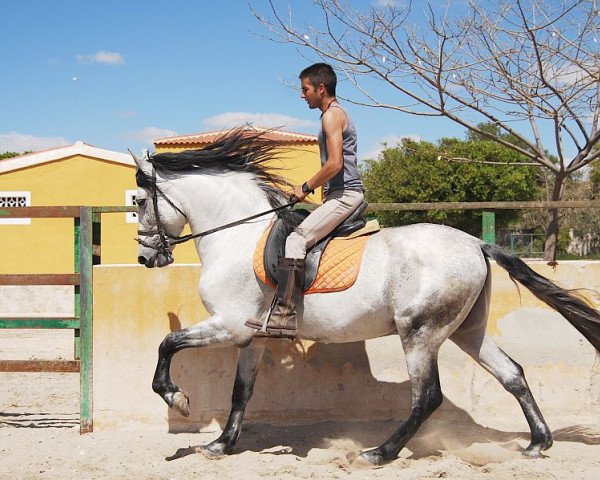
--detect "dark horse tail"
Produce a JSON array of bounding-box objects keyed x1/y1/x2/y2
[{"x1": 481, "y1": 243, "x2": 600, "y2": 353}]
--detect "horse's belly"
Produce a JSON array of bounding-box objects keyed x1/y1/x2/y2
[
  {"x1": 300, "y1": 316, "x2": 396, "y2": 343},
  {"x1": 300, "y1": 291, "x2": 395, "y2": 343}
]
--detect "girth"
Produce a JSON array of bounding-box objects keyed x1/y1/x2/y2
[{"x1": 263, "y1": 201, "x2": 368, "y2": 291}]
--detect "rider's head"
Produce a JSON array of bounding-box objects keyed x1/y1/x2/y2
[{"x1": 299, "y1": 63, "x2": 337, "y2": 97}]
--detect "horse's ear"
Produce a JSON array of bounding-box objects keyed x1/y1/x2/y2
[{"x1": 128, "y1": 148, "x2": 143, "y2": 169}]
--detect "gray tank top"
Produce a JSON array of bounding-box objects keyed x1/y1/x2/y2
[{"x1": 318, "y1": 103, "x2": 363, "y2": 196}]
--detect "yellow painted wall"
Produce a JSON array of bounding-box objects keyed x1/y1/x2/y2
[
  {"x1": 92, "y1": 262, "x2": 600, "y2": 430},
  {"x1": 271, "y1": 144, "x2": 322, "y2": 203},
  {"x1": 486, "y1": 260, "x2": 600, "y2": 333}
]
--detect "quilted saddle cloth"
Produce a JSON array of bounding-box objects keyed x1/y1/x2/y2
[{"x1": 253, "y1": 220, "x2": 379, "y2": 294}]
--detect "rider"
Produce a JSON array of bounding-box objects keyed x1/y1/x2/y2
[{"x1": 260, "y1": 63, "x2": 364, "y2": 337}]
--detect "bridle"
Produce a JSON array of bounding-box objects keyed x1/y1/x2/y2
[
  {"x1": 136, "y1": 165, "x2": 298, "y2": 259},
  {"x1": 136, "y1": 167, "x2": 185, "y2": 261}
]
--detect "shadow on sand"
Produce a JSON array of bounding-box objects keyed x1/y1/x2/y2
[
  {"x1": 164, "y1": 339, "x2": 600, "y2": 462},
  {"x1": 0, "y1": 411, "x2": 79, "y2": 429}
]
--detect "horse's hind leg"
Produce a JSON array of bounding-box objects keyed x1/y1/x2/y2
[
  {"x1": 199, "y1": 339, "x2": 266, "y2": 458},
  {"x1": 360, "y1": 338, "x2": 444, "y2": 465},
  {"x1": 452, "y1": 332, "x2": 553, "y2": 456},
  {"x1": 450, "y1": 275, "x2": 553, "y2": 456}
]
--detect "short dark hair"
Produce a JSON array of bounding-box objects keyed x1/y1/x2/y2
[{"x1": 299, "y1": 63, "x2": 337, "y2": 96}]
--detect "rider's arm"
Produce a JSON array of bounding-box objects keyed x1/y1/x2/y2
[{"x1": 292, "y1": 108, "x2": 345, "y2": 201}]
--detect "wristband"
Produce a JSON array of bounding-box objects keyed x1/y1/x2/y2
[{"x1": 301, "y1": 182, "x2": 315, "y2": 194}]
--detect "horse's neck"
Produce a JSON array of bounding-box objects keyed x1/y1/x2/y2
[{"x1": 174, "y1": 173, "x2": 277, "y2": 265}]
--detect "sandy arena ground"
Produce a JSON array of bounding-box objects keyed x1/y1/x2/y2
[{"x1": 1, "y1": 330, "x2": 599, "y2": 480}]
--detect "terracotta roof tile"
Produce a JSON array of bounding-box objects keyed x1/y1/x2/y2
[{"x1": 154, "y1": 125, "x2": 317, "y2": 146}]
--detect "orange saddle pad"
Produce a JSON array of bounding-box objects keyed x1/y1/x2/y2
[{"x1": 253, "y1": 224, "x2": 372, "y2": 294}]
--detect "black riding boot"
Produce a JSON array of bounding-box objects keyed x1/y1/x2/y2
[{"x1": 267, "y1": 257, "x2": 305, "y2": 336}]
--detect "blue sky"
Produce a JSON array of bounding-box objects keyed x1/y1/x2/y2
[{"x1": 0, "y1": 0, "x2": 468, "y2": 160}]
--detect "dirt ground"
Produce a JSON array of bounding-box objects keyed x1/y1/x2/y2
[{"x1": 1, "y1": 330, "x2": 600, "y2": 480}]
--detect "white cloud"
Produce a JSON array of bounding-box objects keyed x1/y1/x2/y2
[
  {"x1": 124, "y1": 127, "x2": 177, "y2": 145},
  {"x1": 76, "y1": 51, "x2": 125, "y2": 65},
  {"x1": 202, "y1": 112, "x2": 318, "y2": 132},
  {"x1": 360, "y1": 134, "x2": 422, "y2": 160},
  {"x1": 547, "y1": 64, "x2": 596, "y2": 87},
  {"x1": 0, "y1": 132, "x2": 70, "y2": 153}
]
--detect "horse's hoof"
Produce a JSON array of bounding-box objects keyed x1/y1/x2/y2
[
  {"x1": 522, "y1": 448, "x2": 541, "y2": 458},
  {"x1": 171, "y1": 391, "x2": 190, "y2": 417},
  {"x1": 356, "y1": 448, "x2": 388, "y2": 467},
  {"x1": 522, "y1": 444, "x2": 548, "y2": 458},
  {"x1": 523, "y1": 435, "x2": 552, "y2": 458},
  {"x1": 196, "y1": 444, "x2": 227, "y2": 460},
  {"x1": 351, "y1": 455, "x2": 379, "y2": 469}
]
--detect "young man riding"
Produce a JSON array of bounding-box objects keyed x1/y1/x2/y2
[{"x1": 250, "y1": 62, "x2": 364, "y2": 337}]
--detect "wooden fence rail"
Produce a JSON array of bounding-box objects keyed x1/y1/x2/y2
[{"x1": 365, "y1": 200, "x2": 600, "y2": 211}]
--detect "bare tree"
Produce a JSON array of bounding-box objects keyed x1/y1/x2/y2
[{"x1": 253, "y1": 0, "x2": 600, "y2": 261}]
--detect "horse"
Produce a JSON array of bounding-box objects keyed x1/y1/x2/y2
[{"x1": 131, "y1": 128, "x2": 600, "y2": 466}]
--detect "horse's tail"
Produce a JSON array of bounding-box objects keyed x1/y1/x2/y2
[{"x1": 481, "y1": 243, "x2": 600, "y2": 353}]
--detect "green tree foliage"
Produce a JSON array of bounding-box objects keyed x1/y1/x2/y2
[
  {"x1": 361, "y1": 137, "x2": 540, "y2": 237},
  {"x1": 466, "y1": 122, "x2": 532, "y2": 152},
  {"x1": 591, "y1": 158, "x2": 600, "y2": 198},
  {"x1": 0, "y1": 151, "x2": 24, "y2": 160}
]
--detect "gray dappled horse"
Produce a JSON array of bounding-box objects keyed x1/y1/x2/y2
[{"x1": 132, "y1": 128, "x2": 600, "y2": 466}]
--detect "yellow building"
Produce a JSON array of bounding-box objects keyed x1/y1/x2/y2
[
  {"x1": 0, "y1": 142, "x2": 140, "y2": 273},
  {"x1": 0, "y1": 127, "x2": 319, "y2": 274}
]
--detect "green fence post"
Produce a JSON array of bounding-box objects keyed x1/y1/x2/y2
[
  {"x1": 79, "y1": 207, "x2": 93, "y2": 433},
  {"x1": 482, "y1": 210, "x2": 496, "y2": 244},
  {"x1": 73, "y1": 216, "x2": 81, "y2": 359}
]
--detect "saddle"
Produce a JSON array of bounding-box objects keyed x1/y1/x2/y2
[{"x1": 254, "y1": 201, "x2": 379, "y2": 293}]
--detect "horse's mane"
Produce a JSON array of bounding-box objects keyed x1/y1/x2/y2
[{"x1": 141, "y1": 127, "x2": 291, "y2": 208}]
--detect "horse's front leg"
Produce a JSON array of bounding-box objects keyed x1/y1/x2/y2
[
  {"x1": 152, "y1": 315, "x2": 238, "y2": 417},
  {"x1": 199, "y1": 338, "x2": 266, "y2": 458}
]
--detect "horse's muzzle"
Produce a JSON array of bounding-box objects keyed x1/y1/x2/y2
[{"x1": 138, "y1": 252, "x2": 173, "y2": 268}]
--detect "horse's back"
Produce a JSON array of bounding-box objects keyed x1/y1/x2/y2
[{"x1": 373, "y1": 222, "x2": 486, "y2": 275}]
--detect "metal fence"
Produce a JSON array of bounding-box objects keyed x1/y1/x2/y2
[{"x1": 504, "y1": 232, "x2": 546, "y2": 257}]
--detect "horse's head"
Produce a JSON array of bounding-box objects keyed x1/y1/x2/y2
[{"x1": 130, "y1": 151, "x2": 187, "y2": 268}]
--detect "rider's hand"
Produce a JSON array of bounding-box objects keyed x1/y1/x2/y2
[{"x1": 291, "y1": 185, "x2": 308, "y2": 203}]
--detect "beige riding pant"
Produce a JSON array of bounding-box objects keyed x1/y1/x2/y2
[{"x1": 285, "y1": 189, "x2": 364, "y2": 259}]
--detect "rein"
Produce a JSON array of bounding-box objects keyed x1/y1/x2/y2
[
  {"x1": 136, "y1": 166, "x2": 298, "y2": 256},
  {"x1": 168, "y1": 200, "x2": 298, "y2": 245}
]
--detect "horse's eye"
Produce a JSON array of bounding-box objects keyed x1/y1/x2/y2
[{"x1": 137, "y1": 198, "x2": 147, "y2": 207}]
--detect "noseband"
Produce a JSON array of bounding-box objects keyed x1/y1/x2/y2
[{"x1": 136, "y1": 166, "x2": 298, "y2": 258}]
